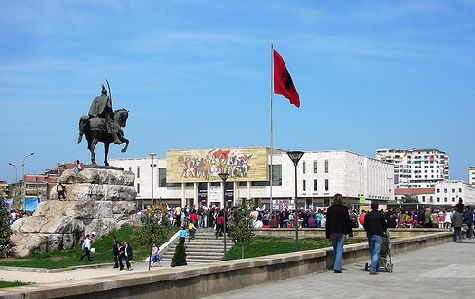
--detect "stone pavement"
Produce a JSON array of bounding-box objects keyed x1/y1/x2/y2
[
  {"x1": 0, "y1": 261, "x2": 157, "y2": 284},
  {"x1": 204, "y1": 238, "x2": 475, "y2": 299},
  {"x1": 0, "y1": 258, "x2": 209, "y2": 284}
]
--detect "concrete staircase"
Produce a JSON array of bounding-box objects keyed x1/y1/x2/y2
[{"x1": 162, "y1": 228, "x2": 234, "y2": 263}]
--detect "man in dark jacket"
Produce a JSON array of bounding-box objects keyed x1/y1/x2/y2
[
  {"x1": 325, "y1": 193, "x2": 353, "y2": 273},
  {"x1": 112, "y1": 235, "x2": 119, "y2": 268},
  {"x1": 452, "y1": 207, "x2": 463, "y2": 242},
  {"x1": 363, "y1": 202, "x2": 388, "y2": 275},
  {"x1": 463, "y1": 206, "x2": 474, "y2": 239},
  {"x1": 124, "y1": 241, "x2": 133, "y2": 271}
]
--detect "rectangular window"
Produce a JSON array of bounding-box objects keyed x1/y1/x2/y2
[
  {"x1": 313, "y1": 179, "x2": 318, "y2": 191},
  {"x1": 137, "y1": 183, "x2": 140, "y2": 194},
  {"x1": 167, "y1": 183, "x2": 181, "y2": 188},
  {"x1": 302, "y1": 162, "x2": 306, "y2": 174},
  {"x1": 158, "y1": 168, "x2": 167, "y2": 187},
  {"x1": 436, "y1": 188, "x2": 440, "y2": 193},
  {"x1": 452, "y1": 188, "x2": 455, "y2": 193},
  {"x1": 444, "y1": 188, "x2": 447, "y2": 193},
  {"x1": 325, "y1": 179, "x2": 329, "y2": 191},
  {"x1": 303, "y1": 180, "x2": 306, "y2": 191},
  {"x1": 137, "y1": 166, "x2": 140, "y2": 178},
  {"x1": 252, "y1": 181, "x2": 269, "y2": 186},
  {"x1": 324, "y1": 160, "x2": 329, "y2": 173},
  {"x1": 459, "y1": 188, "x2": 462, "y2": 193},
  {"x1": 313, "y1": 161, "x2": 318, "y2": 173},
  {"x1": 271, "y1": 165, "x2": 283, "y2": 186}
]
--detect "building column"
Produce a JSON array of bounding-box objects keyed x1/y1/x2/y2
[
  {"x1": 194, "y1": 183, "x2": 199, "y2": 207},
  {"x1": 247, "y1": 181, "x2": 251, "y2": 204},
  {"x1": 207, "y1": 182, "x2": 211, "y2": 206},
  {"x1": 180, "y1": 183, "x2": 186, "y2": 207},
  {"x1": 233, "y1": 181, "x2": 238, "y2": 206},
  {"x1": 220, "y1": 181, "x2": 225, "y2": 208}
]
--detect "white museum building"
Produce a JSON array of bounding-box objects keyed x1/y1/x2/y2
[{"x1": 109, "y1": 147, "x2": 394, "y2": 209}]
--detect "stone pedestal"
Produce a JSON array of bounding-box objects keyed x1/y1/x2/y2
[{"x1": 11, "y1": 168, "x2": 138, "y2": 257}]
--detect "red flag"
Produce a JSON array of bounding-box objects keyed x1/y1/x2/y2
[{"x1": 273, "y1": 49, "x2": 300, "y2": 108}]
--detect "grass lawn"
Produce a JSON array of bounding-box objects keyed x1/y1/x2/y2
[
  {"x1": 0, "y1": 226, "x2": 178, "y2": 269},
  {"x1": 225, "y1": 237, "x2": 366, "y2": 260},
  {"x1": 0, "y1": 281, "x2": 31, "y2": 288}
]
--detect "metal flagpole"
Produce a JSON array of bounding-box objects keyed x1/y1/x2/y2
[{"x1": 270, "y1": 43, "x2": 274, "y2": 211}]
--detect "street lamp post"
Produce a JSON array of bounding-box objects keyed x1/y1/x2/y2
[
  {"x1": 286, "y1": 151, "x2": 304, "y2": 250},
  {"x1": 8, "y1": 163, "x2": 18, "y2": 183},
  {"x1": 150, "y1": 153, "x2": 157, "y2": 207},
  {"x1": 20, "y1": 152, "x2": 35, "y2": 208},
  {"x1": 21, "y1": 152, "x2": 35, "y2": 179},
  {"x1": 148, "y1": 153, "x2": 157, "y2": 272},
  {"x1": 218, "y1": 172, "x2": 229, "y2": 258}
]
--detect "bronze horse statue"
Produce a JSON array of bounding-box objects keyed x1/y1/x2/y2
[{"x1": 77, "y1": 109, "x2": 129, "y2": 166}]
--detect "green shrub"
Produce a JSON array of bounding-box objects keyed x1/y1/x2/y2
[{"x1": 170, "y1": 238, "x2": 187, "y2": 267}]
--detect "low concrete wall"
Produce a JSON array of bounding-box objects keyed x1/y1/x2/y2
[
  {"x1": 0, "y1": 231, "x2": 452, "y2": 299},
  {"x1": 253, "y1": 228, "x2": 449, "y2": 239}
]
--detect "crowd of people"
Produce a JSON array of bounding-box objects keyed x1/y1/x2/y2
[
  {"x1": 137, "y1": 199, "x2": 475, "y2": 243},
  {"x1": 8, "y1": 209, "x2": 32, "y2": 225}
]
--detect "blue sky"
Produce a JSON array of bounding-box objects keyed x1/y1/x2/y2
[{"x1": 1, "y1": 0, "x2": 474, "y2": 182}]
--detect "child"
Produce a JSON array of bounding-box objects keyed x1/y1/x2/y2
[{"x1": 188, "y1": 222, "x2": 196, "y2": 241}]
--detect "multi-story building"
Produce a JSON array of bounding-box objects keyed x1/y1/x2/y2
[
  {"x1": 9, "y1": 162, "x2": 77, "y2": 209},
  {"x1": 394, "y1": 180, "x2": 475, "y2": 205},
  {"x1": 376, "y1": 148, "x2": 449, "y2": 188},
  {"x1": 469, "y1": 167, "x2": 475, "y2": 185},
  {"x1": 0, "y1": 180, "x2": 8, "y2": 199},
  {"x1": 109, "y1": 147, "x2": 394, "y2": 209}
]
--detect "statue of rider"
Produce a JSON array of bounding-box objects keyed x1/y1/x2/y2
[{"x1": 87, "y1": 84, "x2": 121, "y2": 144}]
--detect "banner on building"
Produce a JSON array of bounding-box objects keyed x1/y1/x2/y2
[
  {"x1": 209, "y1": 186, "x2": 221, "y2": 202},
  {"x1": 198, "y1": 182, "x2": 208, "y2": 203},
  {"x1": 166, "y1": 147, "x2": 269, "y2": 183},
  {"x1": 23, "y1": 198, "x2": 40, "y2": 212},
  {"x1": 359, "y1": 196, "x2": 366, "y2": 204},
  {"x1": 224, "y1": 182, "x2": 234, "y2": 202},
  {"x1": 272, "y1": 199, "x2": 295, "y2": 210}
]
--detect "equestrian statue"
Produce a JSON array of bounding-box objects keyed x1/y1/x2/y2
[{"x1": 77, "y1": 80, "x2": 129, "y2": 166}]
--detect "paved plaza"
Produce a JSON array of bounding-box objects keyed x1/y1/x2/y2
[
  {"x1": 205, "y1": 238, "x2": 475, "y2": 299},
  {"x1": 1, "y1": 238, "x2": 474, "y2": 298}
]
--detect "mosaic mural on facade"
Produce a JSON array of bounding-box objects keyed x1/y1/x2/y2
[{"x1": 166, "y1": 147, "x2": 269, "y2": 183}]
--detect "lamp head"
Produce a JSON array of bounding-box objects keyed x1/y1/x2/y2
[
  {"x1": 286, "y1": 151, "x2": 304, "y2": 166},
  {"x1": 218, "y1": 172, "x2": 229, "y2": 182}
]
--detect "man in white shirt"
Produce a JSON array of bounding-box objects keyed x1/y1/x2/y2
[{"x1": 80, "y1": 235, "x2": 92, "y2": 261}]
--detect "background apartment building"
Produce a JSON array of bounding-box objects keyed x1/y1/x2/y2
[
  {"x1": 469, "y1": 167, "x2": 475, "y2": 185},
  {"x1": 395, "y1": 180, "x2": 475, "y2": 205},
  {"x1": 376, "y1": 148, "x2": 449, "y2": 188}
]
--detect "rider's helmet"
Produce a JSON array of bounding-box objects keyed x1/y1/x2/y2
[{"x1": 101, "y1": 84, "x2": 107, "y2": 96}]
